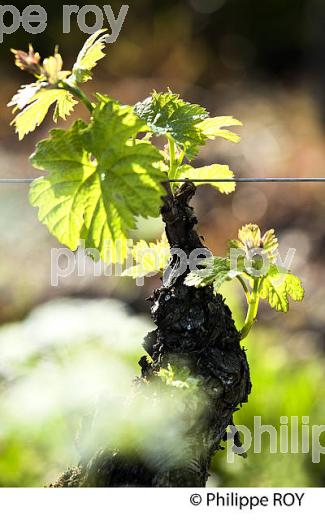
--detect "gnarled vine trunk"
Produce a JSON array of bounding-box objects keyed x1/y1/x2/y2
[{"x1": 53, "y1": 182, "x2": 251, "y2": 488}]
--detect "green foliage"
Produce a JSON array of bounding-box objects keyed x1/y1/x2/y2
[
  {"x1": 122, "y1": 234, "x2": 170, "y2": 279},
  {"x1": 134, "y1": 90, "x2": 208, "y2": 160},
  {"x1": 42, "y1": 51, "x2": 70, "y2": 85},
  {"x1": 10, "y1": 31, "x2": 242, "y2": 267},
  {"x1": 134, "y1": 90, "x2": 242, "y2": 161},
  {"x1": 30, "y1": 98, "x2": 166, "y2": 264},
  {"x1": 185, "y1": 224, "x2": 304, "y2": 338},
  {"x1": 8, "y1": 45, "x2": 75, "y2": 139},
  {"x1": 8, "y1": 30, "x2": 110, "y2": 139},
  {"x1": 260, "y1": 267, "x2": 304, "y2": 312},
  {"x1": 197, "y1": 116, "x2": 242, "y2": 143},
  {"x1": 186, "y1": 256, "x2": 233, "y2": 293},
  {"x1": 8, "y1": 82, "x2": 42, "y2": 110},
  {"x1": 71, "y1": 29, "x2": 108, "y2": 83},
  {"x1": 134, "y1": 91, "x2": 240, "y2": 196},
  {"x1": 231, "y1": 223, "x2": 278, "y2": 262},
  {"x1": 8, "y1": 33, "x2": 303, "y2": 335},
  {"x1": 29, "y1": 119, "x2": 93, "y2": 251},
  {"x1": 10, "y1": 89, "x2": 77, "y2": 140},
  {"x1": 176, "y1": 164, "x2": 236, "y2": 194}
]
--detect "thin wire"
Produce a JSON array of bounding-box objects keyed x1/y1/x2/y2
[
  {"x1": 1, "y1": 177, "x2": 325, "y2": 184},
  {"x1": 169, "y1": 178, "x2": 325, "y2": 183},
  {"x1": 0, "y1": 179, "x2": 34, "y2": 184}
]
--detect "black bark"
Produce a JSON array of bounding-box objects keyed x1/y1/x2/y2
[{"x1": 53, "y1": 183, "x2": 251, "y2": 488}]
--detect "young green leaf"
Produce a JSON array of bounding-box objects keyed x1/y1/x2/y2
[
  {"x1": 11, "y1": 89, "x2": 77, "y2": 140},
  {"x1": 9, "y1": 45, "x2": 78, "y2": 138},
  {"x1": 122, "y1": 235, "x2": 170, "y2": 278},
  {"x1": 238, "y1": 223, "x2": 262, "y2": 249},
  {"x1": 196, "y1": 116, "x2": 242, "y2": 143},
  {"x1": 71, "y1": 29, "x2": 108, "y2": 83},
  {"x1": 176, "y1": 164, "x2": 236, "y2": 194},
  {"x1": 185, "y1": 257, "x2": 232, "y2": 293},
  {"x1": 229, "y1": 224, "x2": 279, "y2": 263},
  {"x1": 83, "y1": 93, "x2": 149, "y2": 154},
  {"x1": 260, "y1": 229, "x2": 278, "y2": 263},
  {"x1": 42, "y1": 51, "x2": 70, "y2": 84},
  {"x1": 8, "y1": 82, "x2": 43, "y2": 111},
  {"x1": 134, "y1": 90, "x2": 208, "y2": 160},
  {"x1": 53, "y1": 91, "x2": 78, "y2": 122},
  {"x1": 260, "y1": 270, "x2": 305, "y2": 312},
  {"x1": 29, "y1": 99, "x2": 166, "y2": 264},
  {"x1": 184, "y1": 224, "x2": 304, "y2": 339},
  {"x1": 29, "y1": 120, "x2": 94, "y2": 249}
]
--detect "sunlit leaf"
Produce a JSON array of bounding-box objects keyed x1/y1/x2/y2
[
  {"x1": 261, "y1": 229, "x2": 278, "y2": 263},
  {"x1": 53, "y1": 91, "x2": 78, "y2": 122},
  {"x1": 72, "y1": 29, "x2": 108, "y2": 83},
  {"x1": 29, "y1": 120, "x2": 94, "y2": 249},
  {"x1": 30, "y1": 98, "x2": 166, "y2": 264},
  {"x1": 185, "y1": 257, "x2": 231, "y2": 293},
  {"x1": 228, "y1": 224, "x2": 279, "y2": 264},
  {"x1": 260, "y1": 270, "x2": 305, "y2": 312},
  {"x1": 134, "y1": 90, "x2": 208, "y2": 159},
  {"x1": 11, "y1": 89, "x2": 77, "y2": 140},
  {"x1": 7, "y1": 82, "x2": 43, "y2": 111},
  {"x1": 196, "y1": 116, "x2": 242, "y2": 143},
  {"x1": 43, "y1": 52, "x2": 70, "y2": 84},
  {"x1": 122, "y1": 234, "x2": 170, "y2": 278},
  {"x1": 177, "y1": 164, "x2": 236, "y2": 194},
  {"x1": 186, "y1": 225, "x2": 304, "y2": 312},
  {"x1": 238, "y1": 224, "x2": 262, "y2": 250}
]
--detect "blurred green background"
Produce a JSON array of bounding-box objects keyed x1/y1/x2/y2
[{"x1": 0, "y1": 0, "x2": 324, "y2": 486}]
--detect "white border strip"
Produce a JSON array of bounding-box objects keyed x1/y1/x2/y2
[{"x1": 0, "y1": 487, "x2": 322, "y2": 520}]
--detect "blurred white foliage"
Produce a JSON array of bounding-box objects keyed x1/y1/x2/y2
[
  {"x1": 0, "y1": 298, "x2": 150, "y2": 373},
  {"x1": 0, "y1": 298, "x2": 149, "y2": 436},
  {"x1": 0, "y1": 298, "x2": 203, "y2": 476}
]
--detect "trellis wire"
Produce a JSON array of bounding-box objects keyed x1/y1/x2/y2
[
  {"x1": 169, "y1": 178, "x2": 325, "y2": 183},
  {"x1": 1, "y1": 178, "x2": 325, "y2": 184}
]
